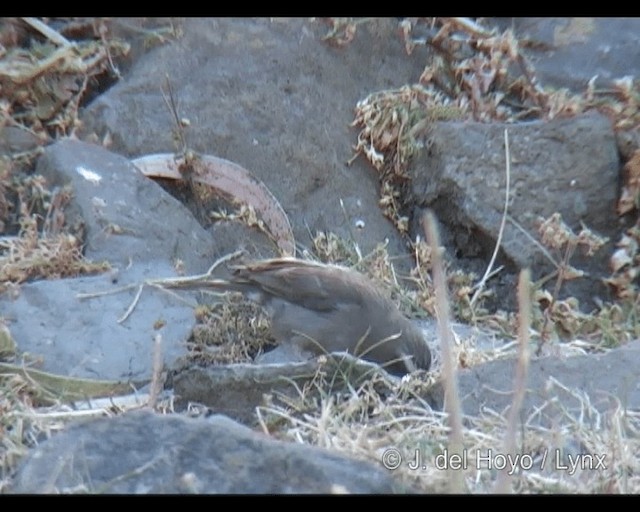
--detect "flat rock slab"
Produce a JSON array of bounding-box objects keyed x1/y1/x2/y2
[
  {"x1": 1, "y1": 263, "x2": 193, "y2": 381},
  {"x1": 8, "y1": 410, "x2": 401, "y2": 494},
  {"x1": 172, "y1": 354, "x2": 412, "y2": 425},
  {"x1": 438, "y1": 340, "x2": 640, "y2": 427}
]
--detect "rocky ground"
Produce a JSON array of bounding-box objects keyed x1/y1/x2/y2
[{"x1": 1, "y1": 18, "x2": 639, "y2": 494}]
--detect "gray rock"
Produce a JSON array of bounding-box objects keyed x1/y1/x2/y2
[
  {"x1": 36, "y1": 139, "x2": 217, "y2": 272},
  {"x1": 433, "y1": 340, "x2": 640, "y2": 426},
  {"x1": 80, "y1": 18, "x2": 431, "y2": 265},
  {"x1": 411, "y1": 112, "x2": 618, "y2": 268},
  {"x1": 172, "y1": 353, "x2": 399, "y2": 425},
  {"x1": 9, "y1": 410, "x2": 402, "y2": 494},
  {"x1": 493, "y1": 18, "x2": 640, "y2": 92},
  {"x1": 1, "y1": 263, "x2": 193, "y2": 381},
  {"x1": 0, "y1": 139, "x2": 224, "y2": 381},
  {"x1": 0, "y1": 125, "x2": 44, "y2": 154},
  {"x1": 409, "y1": 112, "x2": 619, "y2": 308}
]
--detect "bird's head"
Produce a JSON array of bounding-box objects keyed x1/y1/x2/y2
[{"x1": 371, "y1": 321, "x2": 431, "y2": 377}]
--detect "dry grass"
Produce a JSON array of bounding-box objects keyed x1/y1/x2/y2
[
  {"x1": 253, "y1": 348, "x2": 639, "y2": 493},
  {"x1": 188, "y1": 295, "x2": 275, "y2": 365},
  {"x1": 0, "y1": 175, "x2": 110, "y2": 292}
]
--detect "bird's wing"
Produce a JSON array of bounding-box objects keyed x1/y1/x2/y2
[{"x1": 231, "y1": 258, "x2": 371, "y2": 312}]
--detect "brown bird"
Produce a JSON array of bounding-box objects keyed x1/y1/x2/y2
[{"x1": 181, "y1": 257, "x2": 431, "y2": 376}]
